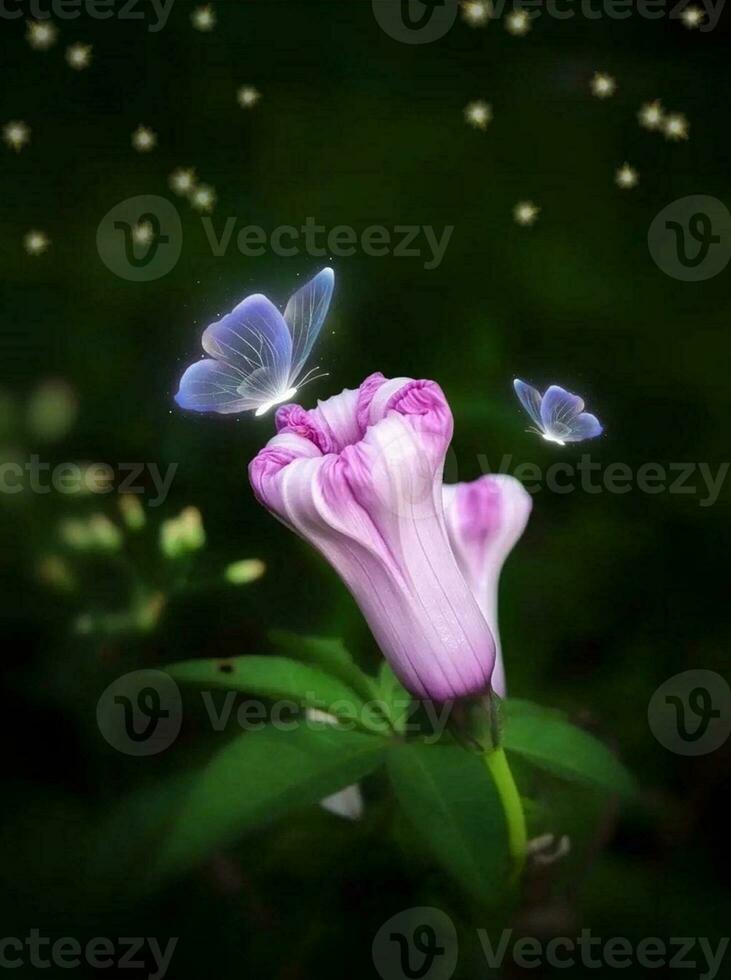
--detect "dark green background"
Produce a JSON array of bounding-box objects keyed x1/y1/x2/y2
[{"x1": 1, "y1": 1, "x2": 729, "y2": 977}]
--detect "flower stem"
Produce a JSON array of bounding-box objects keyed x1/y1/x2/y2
[{"x1": 484, "y1": 746, "x2": 527, "y2": 883}]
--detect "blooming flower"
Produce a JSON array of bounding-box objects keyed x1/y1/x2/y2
[
  {"x1": 442, "y1": 475, "x2": 532, "y2": 697},
  {"x1": 249, "y1": 373, "x2": 497, "y2": 702}
]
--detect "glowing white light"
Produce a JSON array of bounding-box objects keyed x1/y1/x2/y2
[
  {"x1": 254, "y1": 388, "x2": 298, "y2": 417},
  {"x1": 237, "y1": 86, "x2": 261, "y2": 109},
  {"x1": 615, "y1": 162, "x2": 639, "y2": 189},
  {"x1": 3, "y1": 121, "x2": 31, "y2": 152},
  {"x1": 131, "y1": 125, "x2": 157, "y2": 152},
  {"x1": 590, "y1": 72, "x2": 616, "y2": 98},
  {"x1": 513, "y1": 201, "x2": 540, "y2": 226},
  {"x1": 464, "y1": 100, "x2": 492, "y2": 130},
  {"x1": 26, "y1": 20, "x2": 58, "y2": 50},
  {"x1": 190, "y1": 183, "x2": 217, "y2": 212},
  {"x1": 664, "y1": 112, "x2": 689, "y2": 141},
  {"x1": 191, "y1": 5, "x2": 216, "y2": 31},
  {"x1": 24, "y1": 230, "x2": 50, "y2": 255},
  {"x1": 505, "y1": 9, "x2": 531, "y2": 34},
  {"x1": 638, "y1": 100, "x2": 664, "y2": 130},
  {"x1": 169, "y1": 167, "x2": 197, "y2": 196},
  {"x1": 681, "y1": 5, "x2": 704, "y2": 27},
  {"x1": 66, "y1": 42, "x2": 92, "y2": 69},
  {"x1": 461, "y1": 1, "x2": 491, "y2": 26}
]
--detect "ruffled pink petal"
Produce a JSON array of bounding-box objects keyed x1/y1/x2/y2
[{"x1": 250, "y1": 375, "x2": 496, "y2": 702}]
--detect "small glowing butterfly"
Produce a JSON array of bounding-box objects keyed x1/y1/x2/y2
[
  {"x1": 175, "y1": 268, "x2": 334, "y2": 417},
  {"x1": 513, "y1": 379, "x2": 603, "y2": 445}
]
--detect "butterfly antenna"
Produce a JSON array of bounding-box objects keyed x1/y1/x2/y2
[{"x1": 297, "y1": 366, "x2": 329, "y2": 391}]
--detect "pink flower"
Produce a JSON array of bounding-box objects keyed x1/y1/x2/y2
[
  {"x1": 442, "y1": 475, "x2": 532, "y2": 697},
  {"x1": 249, "y1": 373, "x2": 497, "y2": 702}
]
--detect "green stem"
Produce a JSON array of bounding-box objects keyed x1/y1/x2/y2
[{"x1": 484, "y1": 746, "x2": 527, "y2": 883}]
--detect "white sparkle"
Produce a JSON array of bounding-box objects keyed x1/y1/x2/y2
[
  {"x1": 513, "y1": 201, "x2": 540, "y2": 226},
  {"x1": 681, "y1": 4, "x2": 704, "y2": 27},
  {"x1": 66, "y1": 42, "x2": 92, "y2": 69},
  {"x1": 132, "y1": 221, "x2": 153, "y2": 245},
  {"x1": 461, "y1": 1, "x2": 491, "y2": 26},
  {"x1": 664, "y1": 112, "x2": 689, "y2": 141},
  {"x1": 131, "y1": 125, "x2": 157, "y2": 152},
  {"x1": 615, "y1": 162, "x2": 639, "y2": 189},
  {"x1": 190, "y1": 183, "x2": 217, "y2": 212},
  {"x1": 169, "y1": 167, "x2": 197, "y2": 196},
  {"x1": 26, "y1": 19, "x2": 58, "y2": 50},
  {"x1": 24, "y1": 230, "x2": 50, "y2": 255},
  {"x1": 3, "y1": 121, "x2": 31, "y2": 152},
  {"x1": 464, "y1": 100, "x2": 492, "y2": 130},
  {"x1": 505, "y1": 9, "x2": 531, "y2": 34},
  {"x1": 638, "y1": 99, "x2": 664, "y2": 130},
  {"x1": 590, "y1": 72, "x2": 617, "y2": 98},
  {"x1": 237, "y1": 85, "x2": 261, "y2": 109},
  {"x1": 191, "y1": 4, "x2": 216, "y2": 30}
]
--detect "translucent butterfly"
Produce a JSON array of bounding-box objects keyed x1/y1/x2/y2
[
  {"x1": 513, "y1": 379, "x2": 603, "y2": 446},
  {"x1": 175, "y1": 267, "x2": 334, "y2": 417}
]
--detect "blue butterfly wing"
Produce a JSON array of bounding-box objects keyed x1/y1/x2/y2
[
  {"x1": 513, "y1": 378, "x2": 544, "y2": 428},
  {"x1": 563, "y1": 412, "x2": 603, "y2": 442},
  {"x1": 175, "y1": 358, "x2": 259, "y2": 414},
  {"x1": 283, "y1": 267, "x2": 334, "y2": 382},
  {"x1": 541, "y1": 385, "x2": 602, "y2": 442},
  {"x1": 176, "y1": 294, "x2": 293, "y2": 414}
]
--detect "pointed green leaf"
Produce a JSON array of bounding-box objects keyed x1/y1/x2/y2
[
  {"x1": 269, "y1": 631, "x2": 378, "y2": 701},
  {"x1": 158, "y1": 725, "x2": 388, "y2": 878},
  {"x1": 387, "y1": 741, "x2": 509, "y2": 904},
  {"x1": 502, "y1": 699, "x2": 636, "y2": 798},
  {"x1": 167, "y1": 655, "x2": 386, "y2": 734}
]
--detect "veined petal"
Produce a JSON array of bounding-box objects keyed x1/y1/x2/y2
[
  {"x1": 443, "y1": 475, "x2": 532, "y2": 697},
  {"x1": 250, "y1": 376, "x2": 496, "y2": 702}
]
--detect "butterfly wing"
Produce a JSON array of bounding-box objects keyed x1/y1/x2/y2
[
  {"x1": 563, "y1": 412, "x2": 603, "y2": 442},
  {"x1": 513, "y1": 378, "x2": 544, "y2": 429},
  {"x1": 283, "y1": 267, "x2": 334, "y2": 383},
  {"x1": 176, "y1": 294, "x2": 293, "y2": 414},
  {"x1": 540, "y1": 385, "x2": 601, "y2": 443}
]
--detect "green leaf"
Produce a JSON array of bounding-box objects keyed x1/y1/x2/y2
[
  {"x1": 377, "y1": 662, "x2": 412, "y2": 733},
  {"x1": 387, "y1": 741, "x2": 510, "y2": 904},
  {"x1": 157, "y1": 725, "x2": 388, "y2": 878},
  {"x1": 167, "y1": 655, "x2": 386, "y2": 734},
  {"x1": 269, "y1": 631, "x2": 378, "y2": 702},
  {"x1": 502, "y1": 699, "x2": 636, "y2": 798}
]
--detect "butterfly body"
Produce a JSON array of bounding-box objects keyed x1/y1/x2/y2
[
  {"x1": 176, "y1": 268, "x2": 334, "y2": 417},
  {"x1": 514, "y1": 378, "x2": 603, "y2": 445}
]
